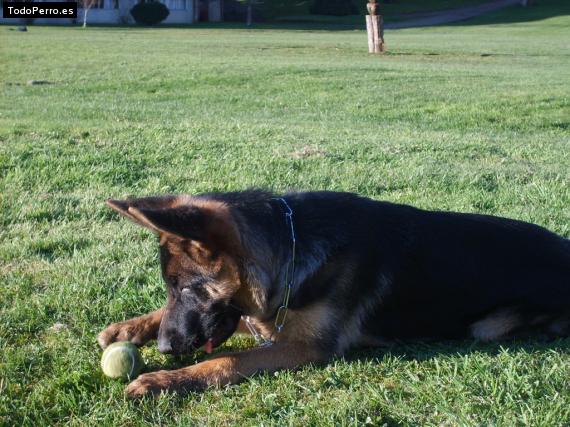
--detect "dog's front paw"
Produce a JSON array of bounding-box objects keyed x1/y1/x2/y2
[
  {"x1": 126, "y1": 369, "x2": 208, "y2": 398},
  {"x1": 97, "y1": 321, "x2": 146, "y2": 349},
  {"x1": 126, "y1": 372, "x2": 168, "y2": 398}
]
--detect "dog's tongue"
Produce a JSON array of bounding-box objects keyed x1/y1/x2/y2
[{"x1": 204, "y1": 339, "x2": 214, "y2": 354}]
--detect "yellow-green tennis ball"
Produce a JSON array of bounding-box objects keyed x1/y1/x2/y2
[{"x1": 101, "y1": 342, "x2": 144, "y2": 381}]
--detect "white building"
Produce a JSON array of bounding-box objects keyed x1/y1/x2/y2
[{"x1": 0, "y1": 0, "x2": 223, "y2": 25}]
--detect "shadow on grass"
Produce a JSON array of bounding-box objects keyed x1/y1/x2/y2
[
  {"x1": 448, "y1": 0, "x2": 570, "y2": 27},
  {"x1": 142, "y1": 336, "x2": 570, "y2": 376},
  {"x1": 30, "y1": 237, "x2": 91, "y2": 261},
  {"x1": 4, "y1": 1, "x2": 569, "y2": 33},
  {"x1": 348, "y1": 336, "x2": 570, "y2": 363},
  {"x1": 1, "y1": 21, "x2": 365, "y2": 31},
  {"x1": 252, "y1": 0, "x2": 570, "y2": 29}
]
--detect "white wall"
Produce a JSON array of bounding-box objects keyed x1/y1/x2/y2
[
  {"x1": 163, "y1": 9, "x2": 194, "y2": 24},
  {"x1": 0, "y1": 0, "x2": 209, "y2": 24},
  {"x1": 77, "y1": 8, "x2": 122, "y2": 24}
]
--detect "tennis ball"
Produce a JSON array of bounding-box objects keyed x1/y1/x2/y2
[{"x1": 100, "y1": 341, "x2": 144, "y2": 381}]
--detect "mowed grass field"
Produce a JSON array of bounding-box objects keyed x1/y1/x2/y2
[{"x1": 1, "y1": 1, "x2": 570, "y2": 425}]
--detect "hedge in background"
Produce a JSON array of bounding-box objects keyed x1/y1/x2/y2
[
  {"x1": 130, "y1": 1, "x2": 170, "y2": 25},
  {"x1": 310, "y1": 0, "x2": 358, "y2": 16}
]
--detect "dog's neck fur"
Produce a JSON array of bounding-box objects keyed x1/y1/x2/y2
[{"x1": 230, "y1": 194, "x2": 332, "y2": 320}]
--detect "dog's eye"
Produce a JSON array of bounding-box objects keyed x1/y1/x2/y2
[
  {"x1": 189, "y1": 277, "x2": 206, "y2": 287},
  {"x1": 181, "y1": 278, "x2": 203, "y2": 292}
]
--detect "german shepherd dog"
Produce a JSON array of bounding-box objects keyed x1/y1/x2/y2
[{"x1": 98, "y1": 190, "x2": 570, "y2": 397}]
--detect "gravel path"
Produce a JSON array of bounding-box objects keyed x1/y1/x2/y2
[{"x1": 385, "y1": 0, "x2": 521, "y2": 29}]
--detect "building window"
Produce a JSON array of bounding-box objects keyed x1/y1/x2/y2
[{"x1": 162, "y1": 0, "x2": 186, "y2": 10}]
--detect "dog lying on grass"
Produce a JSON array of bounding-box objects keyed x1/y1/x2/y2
[{"x1": 98, "y1": 190, "x2": 570, "y2": 397}]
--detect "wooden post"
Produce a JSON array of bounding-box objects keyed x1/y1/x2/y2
[
  {"x1": 366, "y1": 15, "x2": 384, "y2": 53},
  {"x1": 366, "y1": 1, "x2": 384, "y2": 53}
]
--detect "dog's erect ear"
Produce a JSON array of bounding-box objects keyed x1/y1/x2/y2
[
  {"x1": 106, "y1": 196, "x2": 180, "y2": 230},
  {"x1": 106, "y1": 196, "x2": 241, "y2": 252}
]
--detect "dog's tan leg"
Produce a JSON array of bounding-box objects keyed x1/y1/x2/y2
[
  {"x1": 98, "y1": 308, "x2": 164, "y2": 349},
  {"x1": 126, "y1": 341, "x2": 328, "y2": 397}
]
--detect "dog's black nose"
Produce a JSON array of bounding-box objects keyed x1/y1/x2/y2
[{"x1": 157, "y1": 339, "x2": 173, "y2": 354}]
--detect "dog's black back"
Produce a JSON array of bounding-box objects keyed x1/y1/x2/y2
[{"x1": 216, "y1": 190, "x2": 570, "y2": 344}]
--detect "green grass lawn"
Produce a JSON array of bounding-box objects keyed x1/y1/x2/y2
[{"x1": 1, "y1": 0, "x2": 570, "y2": 425}]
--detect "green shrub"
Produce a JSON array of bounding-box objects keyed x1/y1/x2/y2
[
  {"x1": 310, "y1": 0, "x2": 358, "y2": 16},
  {"x1": 130, "y1": 1, "x2": 170, "y2": 25}
]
